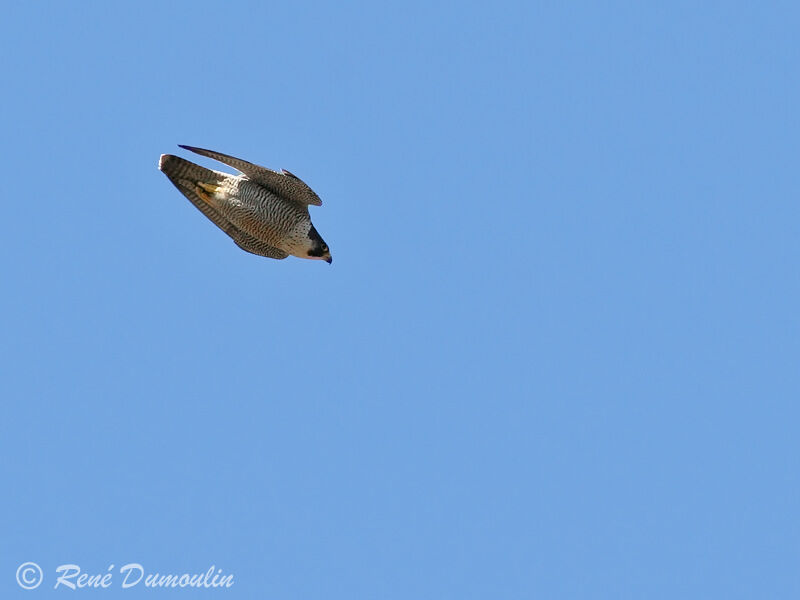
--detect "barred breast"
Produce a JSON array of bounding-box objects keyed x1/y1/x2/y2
[{"x1": 216, "y1": 177, "x2": 309, "y2": 250}]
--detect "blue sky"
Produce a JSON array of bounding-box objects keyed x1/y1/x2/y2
[{"x1": 1, "y1": 1, "x2": 798, "y2": 598}]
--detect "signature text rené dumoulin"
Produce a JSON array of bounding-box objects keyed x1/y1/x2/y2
[{"x1": 53, "y1": 563, "x2": 234, "y2": 589}]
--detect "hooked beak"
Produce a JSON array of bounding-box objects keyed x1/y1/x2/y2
[{"x1": 325, "y1": 256, "x2": 332, "y2": 264}]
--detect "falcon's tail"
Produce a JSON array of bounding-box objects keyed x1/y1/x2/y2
[
  {"x1": 158, "y1": 154, "x2": 236, "y2": 236},
  {"x1": 158, "y1": 154, "x2": 230, "y2": 209},
  {"x1": 158, "y1": 154, "x2": 226, "y2": 188}
]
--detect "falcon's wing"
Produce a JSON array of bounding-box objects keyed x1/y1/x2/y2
[
  {"x1": 231, "y1": 233, "x2": 289, "y2": 259},
  {"x1": 178, "y1": 145, "x2": 322, "y2": 207}
]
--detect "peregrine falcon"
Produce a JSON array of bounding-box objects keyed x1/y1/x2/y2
[{"x1": 158, "y1": 145, "x2": 332, "y2": 263}]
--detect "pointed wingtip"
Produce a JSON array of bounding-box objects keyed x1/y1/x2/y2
[
  {"x1": 178, "y1": 144, "x2": 212, "y2": 155},
  {"x1": 179, "y1": 145, "x2": 219, "y2": 160}
]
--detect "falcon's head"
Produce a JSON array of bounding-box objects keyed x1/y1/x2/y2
[{"x1": 306, "y1": 225, "x2": 332, "y2": 264}]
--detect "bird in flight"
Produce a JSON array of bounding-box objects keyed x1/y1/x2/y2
[{"x1": 159, "y1": 145, "x2": 331, "y2": 263}]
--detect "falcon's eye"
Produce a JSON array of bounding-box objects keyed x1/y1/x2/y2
[{"x1": 322, "y1": 244, "x2": 328, "y2": 251}]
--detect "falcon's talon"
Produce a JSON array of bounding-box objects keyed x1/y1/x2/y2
[
  {"x1": 194, "y1": 185, "x2": 211, "y2": 204},
  {"x1": 197, "y1": 181, "x2": 222, "y2": 195},
  {"x1": 195, "y1": 181, "x2": 223, "y2": 206}
]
